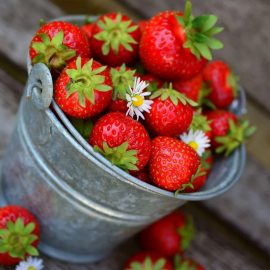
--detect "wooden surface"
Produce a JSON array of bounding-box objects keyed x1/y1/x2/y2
[{"x1": 0, "y1": 0, "x2": 270, "y2": 269}]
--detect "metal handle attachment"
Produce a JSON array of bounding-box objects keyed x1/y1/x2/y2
[{"x1": 26, "y1": 63, "x2": 53, "y2": 110}]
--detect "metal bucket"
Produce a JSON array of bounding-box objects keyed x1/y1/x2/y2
[{"x1": 0, "y1": 15, "x2": 246, "y2": 264}]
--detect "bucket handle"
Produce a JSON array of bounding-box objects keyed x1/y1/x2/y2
[{"x1": 26, "y1": 63, "x2": 53, "y2": 110}]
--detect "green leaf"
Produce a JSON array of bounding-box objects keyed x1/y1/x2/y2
[
  {"x1": 38, "y1": 33, "x2": 50, "y2": 45},
  {"x1": 15, "y1": 218, "x2": 24, "y2": 233},
  {"x1": 95, "y1": 84, "x2": 112, "y2": 92},
  {"x1": 192, "y1": 15, "x2": 211, "y2": 29},
  {"x1": 207, "y1": 38, "x2": 224, "y2": 50},
  {"x1": 194, "y1": 42, "x2": 212, "y2": 60},
  {"x1": 31, "y1": 42, "x2": 46, "y2": 53},
  {"x1": 202, "y1": 15, "x2": 218, "y2": 32},
  {"x1": 26, "y1": 246, "x2": 39, "y2": 256},
  {"x1": 51, "y1": 31, "x2": 64, "y2": 47}
]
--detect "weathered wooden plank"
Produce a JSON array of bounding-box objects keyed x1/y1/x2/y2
[
  {"x1": 205, "y1": 156, "x2": 270, "y2": 252},
  {"x1": 119, "y1": 0, "x2": 270, "y2": 113},
  {"x1": 0, "y1": 0, "x2": 63, "y2": 67},
  {"x1": 51, "y1": 0, "x2": 138, "y2": 18},
  {"x1": 0, "y1": 69, "x2": 21, "y2": 158}
]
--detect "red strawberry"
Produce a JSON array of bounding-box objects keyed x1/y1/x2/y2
[
  {"x1": 80, "y1": 17, "x2": 96, "y2": 41},
  {"x1": 149, "y1": 136, "x2": 201, "y2": 191},
  {"x1": 0, "y1": 205, "x2": 40, "y2": 266},
  {"x1": 124, "y1": 251, "x2": 173, "y2": 270},
  {"x1": 29, "y1": 21, "x2": 91, "y2": 73},
  {"x1": 81, "y1": 24, "x2": 94, "y2": 41},
  {"x1": 108, "y1": 64, "x2": 137, "y2": 113},
  {"x1": 131, "y1": 168, "x2": 151, "y2": 183},
  {"x1": 91, "y1": 13, "x2": 141, "y2": 66},
  {"x1": 173, "y1": 75, "x2": 212, "y2": 108},
  {"x1": 139, "y1": 211, "x2": 194, "y2": 257},
  {"x1": 145, "y1": 84, "x2": 196, "y2": 137},
  {"x1": 139, "y1": 20, "x2": 149, "y2": 34},
  {"x1": 203, "y1": 60, "x2": 239, "y2": 108},
  {"x1": 207, "y1": 110, "x2": 256, "y2": 155},
  {"x1": 90, "y1": 112, "x2": 151, "y2": 171},
  {"x1": 183, "y1": 150, "x2": 213, "y2": 193},
  {"x1": 139, "y1": 1, "x2": 223, "y2": 80},
  {"x1": 189, "y1": 109, "x2": 212, "y2": 140},
  {"x1": 54, "y1": 56, "x2": 112, "y2": 119},
  {"x1": 174, "y1": 254, "x2": 205, "y2": 270}
]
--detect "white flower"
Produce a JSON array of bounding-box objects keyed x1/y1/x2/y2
[
  {"x1": 16, "y1": 257, "x2": 44, "y2": 270},
  {"x1": 126, "y1": 77, "x2": 153, "y2": 120},
  {"x1": 180, "y1": 129, "x2": 211, "y2": 156}
]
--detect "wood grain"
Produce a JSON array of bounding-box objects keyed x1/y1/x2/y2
[{"x1": 119, "y1": 0, "x2": 270, "y2": 113}]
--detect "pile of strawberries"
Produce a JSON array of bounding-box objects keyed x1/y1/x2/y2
[
  {"x1": 28, "y1": 0, "x2": 255, "y2": 194},
  {"x1": 123, "y1": 210, "x2": 204, "y2": 270}
]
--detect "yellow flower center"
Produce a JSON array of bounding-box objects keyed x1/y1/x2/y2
[
  {"x1": 28, "y1": 267, "x2": 37, "y2": 270},
  {"x1": 132, "y1": 95, "x2": 144, "y2": 107},
  {"x1": 189, "y1": 141, "x2": 199, "y2": 151}
]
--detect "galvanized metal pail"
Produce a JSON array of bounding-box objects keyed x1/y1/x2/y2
[{"x1": 0, "y1": 15, "x2": 246, "y2": 264}]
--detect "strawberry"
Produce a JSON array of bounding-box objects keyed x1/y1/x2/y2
[
  {"x1": 108, "y1": 64, "x2": 137, "y2": 113},
  {"x1": 91, "y1": 13, "x2": 141, "y2": 66},
  {"x1": 189, "y1": 109, "x2": 212, "y2": 140},
  {"x1": 174, "y1": 254, "x2": 205, "y2": 270},
  {"x1": 203, "y1": 60, "x2": 239, "y2": 108},
  {"x1": 207, "y1": 110, "x2": 256, "y2": 155},
  {"x1": 131, "y1": 168, "x2": 151, "y2": 183},
  {"x1": 0, "y1": 205, "x2": 40, "y2": 266},
  {"x1": 139, "y1": 1, "x2": 223, "y2": 80},
  {"x1": 138, "y1": 20, "x2": 149, "y2": 35},
  {"x1": 80, "y1": 17, "x2": 96, "y2": 41},
  {"x1": 149, "y1": 136, "x2": 201, "y2": 191},
  {"x1": 139, "y1": 211, "x2": 194, "y2": 257},
  {"x1": 89, "y1": 112, "x2": 151, "y2": 171},
  {"x1": 54, "y1": 56, "x2": 112, "y2": 119},
  {"x1": 173, "y1": 75, "x2": 212, "y2": 107},
  {"x1": 183, "y1": 150, "x2": 213, "y2": 193},
  {"x1": 145, "y1": 84, "x2": 196, "y2": 137},
  {"x1": 29, "y1": 21, "x2": 91, "y2": 73},
  {"x1": 124, "y1": 251, "x2": 173, "y2": 270}
]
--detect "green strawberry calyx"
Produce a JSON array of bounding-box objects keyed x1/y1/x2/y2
[
  {"x1": 70, "y1": 118, "x2": 93, "y2": 140},
  {"x1": 66, "y1": 57, "x2": 112, "y2": 107},
  {"x1": 31, "y1": 31, "x2": 76, "y2": 71},
  {"x1": 215, "y1": 119, "x2": 256, "y2": 156},
  {"x1": 94, "y1": 142, "x2": 138, "y2": 171},
  {"x1": 94, "y1": 13, "x2": 138, "y2": 56},
  {"x1": 190, "y1": 109, "x2": 211, "y2": 133},
  {"x1": 176, "y1": 215, "x2": 195, "y2": 250},
  {"x1": 0, "y1": 218, "x2": 39, "y2": 259},
  {"x1": 128, "y1": 257, "x2": 167, "y2": 270},
  {"x1": 174, "y1": 254, "x2": 197, "y2": 270},
  {"x1": 150, "y1": 83, "x2": 198, "y2": 107},
  {"x1": 227, "y1": 72, "x2": 239, "y2": 97},
  {"x1": 175, "y1": 0, "x2": 224, "y2": 60},
  {"x1": 110, "y1": 64, "x2": 136, "y2": 100}
]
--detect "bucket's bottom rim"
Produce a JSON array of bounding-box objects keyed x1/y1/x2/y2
[{"x1": 39, "y1": 242, "x2": 110, "y2": 264}]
